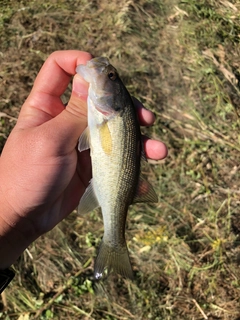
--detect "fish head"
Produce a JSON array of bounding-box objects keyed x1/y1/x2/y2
[{"x1": 76, "y1": 57, "x2": 131, "y2": 117}]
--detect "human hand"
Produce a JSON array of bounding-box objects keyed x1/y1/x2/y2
[{"x1": 0, "y1": 50, "x2": 167, "y2": 269}]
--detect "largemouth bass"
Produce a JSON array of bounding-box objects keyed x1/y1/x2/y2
[{"x1": 76, "y1": 57, "x2": 157, "y2": 280}]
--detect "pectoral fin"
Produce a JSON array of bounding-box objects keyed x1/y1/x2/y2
[
  {"x1": 78, "y1": 179, "x2": 100, "y2": 214},
  {"x1": 133, "y1": 174, "x2": 158, "y2": 203},
  {"x1": 78, "y1": 127, "x2": 90, "y2": 152}
]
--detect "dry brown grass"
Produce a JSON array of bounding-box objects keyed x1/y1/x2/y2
[{"x1": 0, "y1": 0, "x2": 240, "y2": 319}]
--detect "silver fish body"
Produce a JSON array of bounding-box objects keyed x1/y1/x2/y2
[{"x1": 76, "y1": 57, "x2": 157, "y2": 280}]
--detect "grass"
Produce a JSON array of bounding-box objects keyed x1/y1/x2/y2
[{"x1": 0, "y1": 0, "x2": 240, "y2": 319}]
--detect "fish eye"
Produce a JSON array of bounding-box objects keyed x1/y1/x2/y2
[{"x1": 108, "y1": 71, "x2": 117, "y2": 81}]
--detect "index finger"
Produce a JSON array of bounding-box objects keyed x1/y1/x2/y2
[
  {"x1": 32, "y1": 50, "x2": 92, "y2": 97},
  {"x1": 18, "y1": 51, "x2": 92, "y2": 127}
]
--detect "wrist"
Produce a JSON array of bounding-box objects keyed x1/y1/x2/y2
[
  {"x1": 0, "y1": 191, "x2": 37, "y2": 269},
  {"x1": 0, "y1": 216, "x2": 28, "y2": 270}
]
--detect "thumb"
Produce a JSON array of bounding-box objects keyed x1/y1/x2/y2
[
  {"x1": 67, "y1": 73, "x2": 89, "y2": 124},
  {"x1": 50, "y1": 74, "x2": 89, "y2": 151}
]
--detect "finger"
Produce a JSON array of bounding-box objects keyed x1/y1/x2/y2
[
  {"x1": 18, "y1": 50, "x2": 92, "y2": 128},
  {"x1": 32, "y1": 50, "x2": 92, "y2": 98},
  {"x1": 34, "y1": 74, "x2": 90, "y2": 153},
  {"x1": 65, "y1": 74, "x2": 89, "y2": 120},
  {"x1": 143, "y1": 136, "x2": 168, "y2": 160},
  {"x1": 51, "y1": 73, "x2": 89, "y2": 150},
  {"x1": 132, "y1": 97, "x2": 155, "y2": 126}
]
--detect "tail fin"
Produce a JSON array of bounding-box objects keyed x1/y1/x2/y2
[{"x1": 94, "y1": 240, "x2": 133, "y2": 280}]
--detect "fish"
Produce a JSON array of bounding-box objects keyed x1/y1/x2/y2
[{"x1": 76, "y1": 57, "x2": 158, "y2": 280}]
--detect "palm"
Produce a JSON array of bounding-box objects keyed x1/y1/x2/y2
[{"x1": 36, "y1": 148, "x2": 92, "y2": 232}]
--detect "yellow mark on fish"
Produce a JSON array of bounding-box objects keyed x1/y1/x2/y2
[{"x1": 99, "y1": 121, "x2": 112, "y2": 155}]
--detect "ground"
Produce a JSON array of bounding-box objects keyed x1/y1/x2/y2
[{"x1": 0, "y1": 0, "x2": 240, "y2": 319}]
